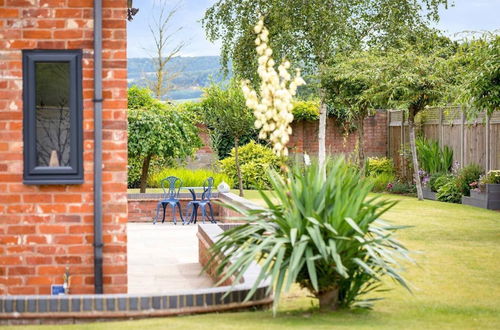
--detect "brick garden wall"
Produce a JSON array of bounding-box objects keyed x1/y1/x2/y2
[
  {"x1": 0, "y1": 0, "x2": 128, "y2": 295},
  {"x1": 191, "y1": 111, "x2": 388, "y2": 167},
  {"x1": 288, "y1": 110, "x2": 388, "y2": 158}
]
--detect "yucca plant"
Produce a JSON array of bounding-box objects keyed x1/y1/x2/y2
[{"x1": 208, "y1": 158, "x2": 412, "y2": 313}]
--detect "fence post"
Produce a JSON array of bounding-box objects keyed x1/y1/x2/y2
[
  {"x1": 386, "y1": 110, "x2": 390, "y2": 158},
  {"x1": 460, "y1": 109, "x2": 465, "y2": 168},
  {"x1": 438, "y1": 108, "x2": 443, "y2": 147},
  {"x1": 400, "y1": 111, "x2": 405, "y2": 178},
  {"x1": 486, "y1": 114, "x2": 491, "y2": 172}
]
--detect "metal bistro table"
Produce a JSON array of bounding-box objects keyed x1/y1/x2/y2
[{"x1": 182, "y1": 185, "x2": 216, "y2": 225}]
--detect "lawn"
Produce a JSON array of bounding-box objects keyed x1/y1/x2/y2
[{"x1": 16, "y1": 194, "x2": 500, "y2": 329}]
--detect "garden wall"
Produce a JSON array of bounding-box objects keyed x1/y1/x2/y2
[
  {"x1": 189, "y1": 110, "x2": 388, "y2": 167},
  {"x1": 288, "y1": 110, "x2": 388, "y2": 158},
  {"x1": 0, "y1": 0, "x2": 129, "y2": 295}
]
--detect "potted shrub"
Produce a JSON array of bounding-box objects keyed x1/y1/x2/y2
[{"x1": 462, "y1": 170, "x2": 500, "y2": 210}]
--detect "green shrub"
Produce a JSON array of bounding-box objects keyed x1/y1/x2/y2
[
  {"x1": 429, "y1": 173, "x2": 454, "y2": 192},
  {"x1": 365, "y1": 157, "x2": 395, "y2": 176},
  {"x1": 387, "y1": 181, "x2": 416, "y2": 195},
  {"x1": 220, "y1": 141, "x2": 282, "y2": 190},
  {"x1": 177, "y1": 101, "x2": 203, "y2": 124},
  {"x1": 207, "y1": 158, "x2": 411, "y2": 312},
  {"x1": 147, "y1": 168, "x2": 234, "y2": 189},
  {"x1": 436, "y1": 178, "x2": 462, "y2": 203},
  {"x1": 416, "y1": 137, "x2": 453, "y2": 174},
  {"x1": 368, "y1": 173, "x2": 395, "y2": 192},
  {"x1": 456, "y1": 163, "x2": 483, "y2": 196},
  {"x1": 292, "y1": 100, "x2": 320, "y2": 121}
]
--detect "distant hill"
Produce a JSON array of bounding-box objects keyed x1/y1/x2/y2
[{"x1": 127, "y1": 56, "x2": 231, "y2": 101}]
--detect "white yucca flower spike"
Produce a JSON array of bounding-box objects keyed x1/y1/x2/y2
[
  {"x1": 241, "y1": 17, "x2": 306, "y2": 157},
  {"x1": 304, "y1": 153, "x2": 311, "y2": 166}
]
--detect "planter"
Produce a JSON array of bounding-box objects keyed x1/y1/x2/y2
[
  {"x1": 422, "y1": 186, "x2": 437, "y2": 201},
  {"x1": 462, "y1": 184, "x2": 500, "y2": 210}
]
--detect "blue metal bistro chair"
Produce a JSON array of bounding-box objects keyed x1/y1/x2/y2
[
  {"x1": 153, "y1": 176, "x2": 184, "y2": 225},
  {"x1": 186, "y1": 177, "x2": 216, "y2": 224}
]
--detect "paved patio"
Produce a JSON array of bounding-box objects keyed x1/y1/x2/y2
[{"x1": 127, "y1": 223, "x2": 214, "y2": 294}]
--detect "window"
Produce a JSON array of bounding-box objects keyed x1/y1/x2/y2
[{"x1": 23, "y1": 50, "x2": 83, "y2": 184}]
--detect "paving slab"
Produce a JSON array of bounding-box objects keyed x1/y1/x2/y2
[{"x1": 127, "y1": 223, "x2": 214, "y2": 294}]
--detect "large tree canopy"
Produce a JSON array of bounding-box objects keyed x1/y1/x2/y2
[
  {"x1": 203, "y1": 0, "x2": 449, "y2": 79},
  {"x1": 449, "y1": 34, "x2": 500, "y2": 118}
]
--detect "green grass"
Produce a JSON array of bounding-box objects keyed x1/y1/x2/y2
[{"x1": 16, "y1": 194, "x2": 500, "y2": 329}]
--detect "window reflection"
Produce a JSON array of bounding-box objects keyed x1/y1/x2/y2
[{"x1": 35, "y1": 62, "x2": 71, "y2": 167}]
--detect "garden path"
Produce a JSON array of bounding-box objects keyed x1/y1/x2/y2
[{"x1": 127, "y1": 223, "x2": 213, "y2": 294}]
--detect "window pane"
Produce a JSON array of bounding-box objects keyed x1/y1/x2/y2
[{"x1": 35, "y1": 62, "x2": 71, "y2": 167}]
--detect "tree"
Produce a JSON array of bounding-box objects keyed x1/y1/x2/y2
[
  {"x1": 201, "y1": 81, "x2": 255, "y2": 197},
  {"x1": 371, "y1": 47, "x2": 448, "y2": 200},
  {"x1": 128, "y1": 86, "x2": 201, "y2": 193},
  {"x1": 451, "y1": 34, "x2": 500, "y2": 119},
  {"x1": 321, "y1": 52, "x2": 381, "y2": 170},
  {"x1": 146, "y1": 1, "x2": 185, "y2": 100},
  {"x1": 203, "y1": 0, "x2": 448, "y2": 165}
]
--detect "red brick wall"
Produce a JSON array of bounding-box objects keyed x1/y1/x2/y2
[
  {"x1": 289, "y1": 110, "x2": 388, "y2": 157},
  {"x1": 191, "y1": 112, "x2": 388, "y2": 167},
  {"x1": 0, "y1": 0, "x2": 128, "y2": 295}
]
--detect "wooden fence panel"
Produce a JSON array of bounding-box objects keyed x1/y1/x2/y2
[
  {"x1": 491, "y1": 123, "x2": 500, "y2": 170},
  {"x1": 441, "y1": 124, "x2": 462, "y2": 166},
  {"x1": 388, "y1": 107, "x2": 499, "y2": 172}
]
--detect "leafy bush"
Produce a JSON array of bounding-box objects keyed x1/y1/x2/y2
[
  {"x1": 147, "y1": 168, "x2": 233, "y2": 189},
  {"x1": 220, "y1": 141, "x2": 282, "y2": 190},
  {"x1": 416, "y1": 137, "x2": 453, "y2": 174},
  {"x1": 365, "y1": 157, "x2": 395, "y2": 176},
  {"x1": 387, "y1": 180, "x2": 416, "y2": 195},
  {"x1": 436, "y1": 179, "x2": 462, "y2": 203},
  {"x1": 456, "y1": 163, "x2": 483, "y2": 196},
  {"x1": 207, "y1": 158, "x2": 411, "y2": 312},
  {"x1": 292, "y1": 100, "x2": 320, "y2": 121},
  {"x1": 200, "y1": 80, "x2": 256, "y2": 195},
  {"x1": 177, "y1": 101, "x2": 203, "y2": 124},
  {"x1": 429, "y1": 173, "x2": 454, "y2": 192},
  {"x1": 368, "y1": 173, "x2": 395, "y2": 192},
  {"x1": 128, "y1": 86, "x2": 202, "y2": 192}
]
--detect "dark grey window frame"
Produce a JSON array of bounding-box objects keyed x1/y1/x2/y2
[{"x1": 23, "y1": 50, "x2": 84, "y2": 185}]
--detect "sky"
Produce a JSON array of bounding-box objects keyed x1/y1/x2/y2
[{"x1": 126, "y1": 0, "x2": 500, "y2": 59}]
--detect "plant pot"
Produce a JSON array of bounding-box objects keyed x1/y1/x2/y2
[
  {"x1": 422, "y1": 186, "x2": 437, "y2": 200},
  {"x1": 461, "y1": 184, "x2": 500, "y2": 210}
]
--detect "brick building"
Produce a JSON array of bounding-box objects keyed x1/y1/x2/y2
[{"x1": 0, "y1": 0, "x2": 128, "y2": 295}]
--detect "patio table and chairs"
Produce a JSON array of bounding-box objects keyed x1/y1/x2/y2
[{"x1": 152, "y1": 176, "x2": 216, "y2": 225}]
